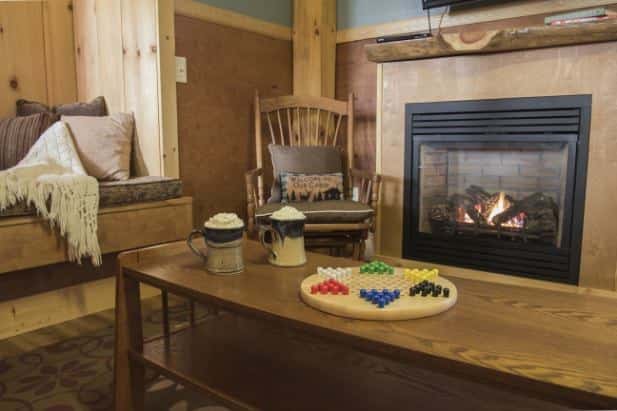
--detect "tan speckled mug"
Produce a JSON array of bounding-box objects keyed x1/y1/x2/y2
[{"x1": 259, "y1": 217, "x2": 306, "y2": 267}]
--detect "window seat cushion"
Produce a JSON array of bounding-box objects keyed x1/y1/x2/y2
[
  {"x1": 255, "y1": 200, "x2": 373, "y2": 224},
  {"x1": 0, "y1": 176, "x2": 182, "y2": 218}
]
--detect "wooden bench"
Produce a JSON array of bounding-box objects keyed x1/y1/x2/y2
[{"x1": 0, "y1": 197, "x2": 193, "y2": 339}]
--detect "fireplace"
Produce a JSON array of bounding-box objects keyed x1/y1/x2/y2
[{"x1": 403, "y1": 96, "x2": 591, "y2": 284}]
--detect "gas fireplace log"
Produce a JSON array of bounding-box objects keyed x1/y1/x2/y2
[
  {"x1": 466, "y1": 185, "x2": 491, "y2": 205},
  {"x1": 429, "y1": 188, "x2": 559, "y2": 243},
  {"x1": 429, "y1": 204, "x2": 452, "y2": 222},
  {"x1": 492, "y1": 192, "x2": 558, "y2": 226},
  {"x1": 448, "y1": 194, "x2": 484, "y2": 224},
  {"x1": 524, "y1": 208, "x2": 558, "y2": 237},
  {"x1": 483, "y1": 192, "x2": 515, "y2": 222}
]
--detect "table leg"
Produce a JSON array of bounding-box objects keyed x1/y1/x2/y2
[
  {"x1": 161, "y1": 290, "x2": 170, "y2": 338},
  {"x1": 351, "y1": 242, "x2": 360, "y2": 260},
  {"x1": 189, "y1": 299, "x2": 196, "y2": 326},
  {"x1": 359, "y1": 238, "x2": 366, "y2": 261},
  {"x1": 114, "y1": 258, "x2": 145, "y2": 411}
]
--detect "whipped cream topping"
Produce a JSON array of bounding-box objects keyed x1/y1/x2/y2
[
  {"x1": 271, "y1": 206, "x2": 306, "y2": 221},
  {"x1": 204, "y1": 213, "x2": 244, "y2": 229}
]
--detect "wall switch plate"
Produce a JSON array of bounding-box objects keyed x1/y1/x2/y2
[
  {"x1": 175, "y1": 56, "x2": 187, "y2": 83},
  {"x1": 352, "y1": 187, "x2": 359, "y2": 202}
]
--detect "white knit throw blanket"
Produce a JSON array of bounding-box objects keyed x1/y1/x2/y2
[{"x1": 0, "y1": 121, "x2": 101, "y2": 265}]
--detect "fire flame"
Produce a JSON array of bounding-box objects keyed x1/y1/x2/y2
[
  {"x1": 487, "y1": 192, "x2": 508, "y2": 224},
  {"x1": 458, "y1": 191, "x2": 525, "y2": 229},
  {"x1": 462, "y1": 212, "x2": 474, "y2": 224}
]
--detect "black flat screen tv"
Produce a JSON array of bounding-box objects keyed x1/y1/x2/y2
[{"x1": 422, "y1": 0, "x2": 513, "y2": 10}]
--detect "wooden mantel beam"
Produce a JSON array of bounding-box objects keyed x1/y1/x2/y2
[
  {"x1": 293, "y1": 0, "x2": 336, "y2": 97},
  {"x1": 366, "y1": 19, "x2": 617, "y2": 63}
]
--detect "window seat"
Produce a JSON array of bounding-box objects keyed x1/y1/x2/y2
[
  {"x1": 0, "y1": 195, "x2": 193, "y2": 274},
  {"x1": 0, "y1": 176, "x2": 183, "y2": 218}
]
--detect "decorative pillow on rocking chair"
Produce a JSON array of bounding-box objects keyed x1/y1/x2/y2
[{"x1": 280, "y1": 172, "x2": 344, "y2": 203}]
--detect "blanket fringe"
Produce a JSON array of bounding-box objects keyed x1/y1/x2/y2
[{"x1": 0, "y1": 169, "x2": 101, "y2": 266}]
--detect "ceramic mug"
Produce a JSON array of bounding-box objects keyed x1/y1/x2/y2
[
  {"x1": 259, "y1": 217, "x2": 307, "y2": 267},
  {"x1": 187, "y1": 225, "x2": 244, "y2": 274}
]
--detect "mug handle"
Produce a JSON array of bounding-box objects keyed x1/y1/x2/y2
[
  {"x1": 187, "y1": 229, "x2": 208, "y2": 261},
  {"x1": 259, "y1": 226, "x2": 278, "y2": 261}
]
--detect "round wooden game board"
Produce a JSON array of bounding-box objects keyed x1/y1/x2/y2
[{"x1": 300, "y1": 267, "x2": 457, "y2": 321}]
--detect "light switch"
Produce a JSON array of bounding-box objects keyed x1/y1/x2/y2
[{"x1": 175, "y1": 56, "x2": 187, "y2": 83}]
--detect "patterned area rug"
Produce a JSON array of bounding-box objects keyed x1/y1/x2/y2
[{"x1": 0, "y1": 297, "x2": 231, "y2": 411}]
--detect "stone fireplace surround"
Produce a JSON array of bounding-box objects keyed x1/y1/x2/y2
[{"x1": 377, "y1": 42, "x2": 617, "y2": 290}]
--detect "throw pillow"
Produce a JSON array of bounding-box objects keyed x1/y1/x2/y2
[
  {"x1": 0, "y1": 112, "x2": 57, "y2": 170},
  {"x1": 280, "y1": 172, "x2": 344, "y2": 202},
  {"x1": 15, "y1": 100, "x2": 51, "y2": 116},
  {"x1": 268, "y1": 144, "x2": 343, "y2": 203},
  {"x1": 17, "y1": 96, "x2": 107, "y2": 117},
  {"x1": 62, "y1": 112, "x2": 134, "y2": 181}
]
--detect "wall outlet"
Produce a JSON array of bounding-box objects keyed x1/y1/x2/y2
[{"x1": 175, "y1": 56, "x2": 187, "y2": 83}]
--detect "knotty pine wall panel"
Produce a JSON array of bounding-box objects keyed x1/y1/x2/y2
[
  {"x1": 73, "y1": 0, "x2": 178, "y2": 177},
  {"x1": 0, "y1": 0, "x2": 77, "y2": 118},
  {"x1": 175, "y1": 15, "x2": 292, "y2": 227}
]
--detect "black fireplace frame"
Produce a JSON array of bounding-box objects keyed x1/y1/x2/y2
[{"x1": 402, "y1": 95, "x2": 591, "y2": 284}]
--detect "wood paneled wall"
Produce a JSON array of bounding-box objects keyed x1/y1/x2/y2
[
  {"x1": 336, "y1": 0, "x2": 617, "y2": 43},
  {"x1": 293, "y1": 0, "x2": 336, "y2": 98},
  {"x1": 335, "y1": 39, "x2": 376, "y2": 172},
  {"x1": 175, "y1": 15, "x2": 293, "y2": 227},
  {"x1": 0, "y1": 0, "x2": 77, "y2": 118},
  {"x1": 334, "y1": 5, "x2": 617, "y2": 176},
  {"x1": 73, "y1": 0, "x2": 179, "y2": 177}
]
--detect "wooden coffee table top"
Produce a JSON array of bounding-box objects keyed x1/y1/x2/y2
[{"x1": 120, "y1": 240, "x2": 617, "y2": 406}]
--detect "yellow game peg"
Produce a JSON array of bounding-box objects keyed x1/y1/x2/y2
[{"x1": 404, "y1": 268, "x2": 439, "y2": 283}]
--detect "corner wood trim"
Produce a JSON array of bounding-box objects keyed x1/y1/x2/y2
[
  {"x1": 174, "y1": 0, "x2": 292, "y2": 41},
  {"x1": 336, "y1": 0, "x2": 617, "y2": 43},
  {"x1": 374, "y1": 64, "x2": 383, "y2": 256}
]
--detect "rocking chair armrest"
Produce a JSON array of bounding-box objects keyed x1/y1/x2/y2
[
  {"x1": 244, "y1": 167, "x2": 264, "y2": 186},
  {"x1": 245, "y1": 168, "x2": 264, "y2": 235}
]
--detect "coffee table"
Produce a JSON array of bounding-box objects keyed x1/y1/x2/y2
[{"x1": 114, "y1": 240, "x2": 617, "y2": 411}]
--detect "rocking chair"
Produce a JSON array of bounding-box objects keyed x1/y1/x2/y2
[{"x1": 245, "y1": 92, "x2": 382, "y2": 260}]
